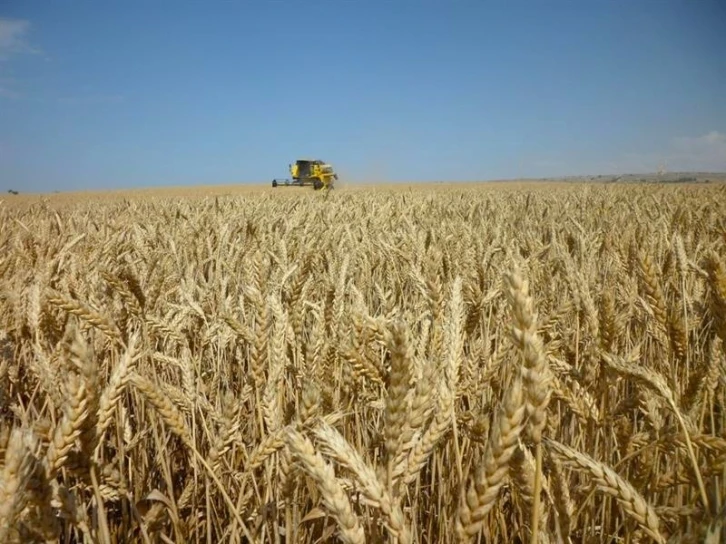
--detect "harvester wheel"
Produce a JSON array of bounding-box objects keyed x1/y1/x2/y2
[
  {"x1": 313, "y1": 179, "x2": 323, "y2": 190},
  {"x1": 272, "y1": 179, "x2": 278, "y2": 187}
]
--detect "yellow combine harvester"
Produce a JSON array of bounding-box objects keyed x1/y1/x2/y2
[{"x1": 272, "y1": 159, "x2": 338, "y2": 190}]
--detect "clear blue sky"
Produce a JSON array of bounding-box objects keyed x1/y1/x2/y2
[{"x1": 1, "y1": 0, "x2": 725, "y2": 192}]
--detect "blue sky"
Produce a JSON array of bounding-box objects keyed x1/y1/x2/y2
[{"x1": 1, "y1": 0, "x2": 725, "y2": 192}]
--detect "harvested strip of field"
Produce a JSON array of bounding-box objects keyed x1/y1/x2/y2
[{"x1": 0, "y1": 182, "x2": 724, "y2": 543}]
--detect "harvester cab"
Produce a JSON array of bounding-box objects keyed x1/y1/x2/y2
[{"x1": 272, "y1": 159, "x2": 338, "y2": 190}]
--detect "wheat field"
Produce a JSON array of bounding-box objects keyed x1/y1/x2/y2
[{"x1": 0, "y1": 182, "x2": 724, "y2": 543}]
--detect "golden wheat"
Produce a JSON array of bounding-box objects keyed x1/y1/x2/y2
[{"x1": 0, "y1": 182, "x2": 724, "y2": 542}]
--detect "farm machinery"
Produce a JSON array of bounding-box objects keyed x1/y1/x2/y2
[{"x1": 272, "y1": 159, "x2": 338, "y2": 190}]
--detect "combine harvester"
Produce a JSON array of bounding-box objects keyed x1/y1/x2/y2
[{"x1": 272, "y1": 159, "x2": 338, "y2": 190}]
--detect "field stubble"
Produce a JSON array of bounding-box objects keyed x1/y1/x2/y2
[{"x1": 0, "y1": 182, "x2": 725, "y2": 543}]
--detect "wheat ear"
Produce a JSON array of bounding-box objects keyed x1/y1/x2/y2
[
  {"x1": 95, "y1": 332, "x2": 138, "y2": 456},
  {"x1": 545, "y1": 438, "x2": 666, "y2": 543},
  {"x1": 383, "y1": 320, "x2": 413, "y2": 495},
  {"x1": 456, "y1": 376, "x2": 526, "y2": 542},
  {"x1": 313, "y1": 421, "x2": 411, "y2": 544},
  {"x1": 45, "y1": 372, "x2": 92, "y2": 477},
  {"x1": 601, "y1": 351, "x2": 709, "y2": 511},
  {"x1": 285, "y1": 428, "x2": 366, "y2": 544},
  {"x1": 130, "y1": 373, "x2": 193, "y2": 447},
  {"x1": 0, "y1": 429, "x2": 38, "y2": 543},
  {"x1": 505, "y1": 266, "x2": 552, "y2": 544}
]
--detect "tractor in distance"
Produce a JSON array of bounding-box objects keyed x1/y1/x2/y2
[{"x1": 272, "y1": 159, "x2": 338, "y2": 190}]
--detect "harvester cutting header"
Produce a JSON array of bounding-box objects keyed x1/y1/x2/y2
[{"x1": 272, "y1": 159, "x2": 338, "y2": 190}]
